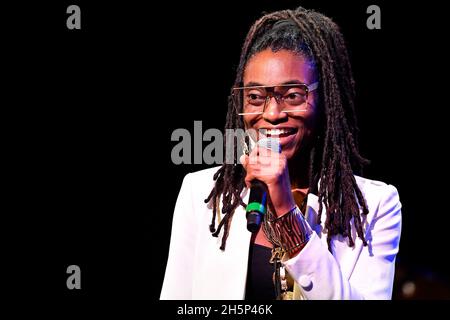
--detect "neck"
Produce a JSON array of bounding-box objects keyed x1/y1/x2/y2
[{"x1": 288, "y1": 150, "x2": 310, "y2": 191}]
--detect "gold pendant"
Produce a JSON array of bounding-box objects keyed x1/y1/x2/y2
[{"x1": 281, "y1": 291, "x2": 294, "y2": 300}]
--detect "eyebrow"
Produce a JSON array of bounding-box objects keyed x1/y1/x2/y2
[{"x1": 242, "y1": 80, "x2": 306, "y2": 87}]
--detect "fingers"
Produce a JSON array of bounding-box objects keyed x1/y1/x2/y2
[
  {"x1": 239, "y1": 154, "x2": 255, "y2": 188},
  {"x1": 244, "y1": 171, "x2": 255, "y2": 188},
  {"x1": 247, "y1": 146, "x2": 272, "y2": 165},
  {"x1": 241, "y1": 145, "x2": 285, "y2": 188},
  {"x1": 255, "y1": 146, "x2": 272, "y2": 157}
]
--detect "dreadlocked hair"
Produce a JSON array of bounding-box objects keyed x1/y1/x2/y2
[{"x1": 204, "y1": 6, "x2": 370, "y2": 251}]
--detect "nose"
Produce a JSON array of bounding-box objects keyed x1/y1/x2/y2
[{"x1": 262, "y1": 96, "x2": 288, "y2": 123}]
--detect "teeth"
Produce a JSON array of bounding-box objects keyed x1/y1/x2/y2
[{"x1": 261, "y1": 128, "x2": 293, "y2": 136}]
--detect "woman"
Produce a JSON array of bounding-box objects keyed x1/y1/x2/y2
[{"x1": 161, "y1": 6, "x2": 401, "y2": 300}]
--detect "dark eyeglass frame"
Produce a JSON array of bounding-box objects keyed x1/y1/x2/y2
[{"x1": 232, "y1": 82, "x2": 319, "y2": 116}]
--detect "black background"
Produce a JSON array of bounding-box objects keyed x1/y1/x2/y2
[{"x1": 4, "y1": 0, "x2": 450, "y2": 311}]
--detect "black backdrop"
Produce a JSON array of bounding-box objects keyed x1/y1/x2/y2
[{"x1": 5, "y1": 0, "x2": 450, "y2": 309}]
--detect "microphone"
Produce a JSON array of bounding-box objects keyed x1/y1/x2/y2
[{"x1": 246, "y1": 137, "x2": 281, "y2": 233}]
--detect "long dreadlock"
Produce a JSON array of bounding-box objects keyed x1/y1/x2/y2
[{"x1": 205, "y1": 6, "x2": 370, "y2": 250}]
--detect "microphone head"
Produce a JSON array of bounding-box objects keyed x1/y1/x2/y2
[{"x1": 257, "y1": 137, "x2": 281, "y2": 154}]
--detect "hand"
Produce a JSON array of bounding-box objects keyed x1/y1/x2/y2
[{"x1": 240, "y1": 146, "x2": 296, "y2": 216}]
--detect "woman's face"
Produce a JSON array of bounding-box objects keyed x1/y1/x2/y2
[{"x1": 242, "y1": 49, "x2": 319, "y2": 160}]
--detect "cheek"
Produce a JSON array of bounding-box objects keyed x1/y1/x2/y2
[
  {"x1": 300, "y1": 118, "x2": 316, "y2": 144},
  {"x1": 242, "y1": 116, "x2": 259, "y2": 141},
  {"x1": 303, "y1": 94, "x2": 320, "y2": 133},
  {"x1": 292, "y1": 111, "x2": 318, "y2": 147},
  {"x1": 243, "y1": 115, "x2": 257, "y2": 129},
  {"x1": 304, "y1": 114, "x2": 317, "y2": 132},
  {"x1": 243, "y1": 116, "x2": 250, "y2": 128},
  {"x1": 298, "y1": 112, "x2": 320, "y2": 149}
]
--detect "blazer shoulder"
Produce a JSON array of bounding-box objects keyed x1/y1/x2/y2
[
  {"x1": 187, "y1": 166, "x2": 222, "y2": 183},
  {"x1": 180, "y1": 166, "x2": 222, "y2": 200},
  {"x1": 184, "y1": 167, "x2": 220, "y2": 187},
  {"x1": 354, "y1": 175, "x2": 399, "y2": 196},
  {"x1": 354, "y1": 175, "x2": 401, "y2": 220}
]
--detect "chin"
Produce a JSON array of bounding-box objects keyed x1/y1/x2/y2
[
  {"x1": 281, "y1": 147, "x2": 297, "y2": 160},
  {"x1": 282, "y1": 136, "x2": 303, "y2": 160}
]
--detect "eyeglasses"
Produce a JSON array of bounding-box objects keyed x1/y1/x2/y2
[{"x1": 232, "y1": 82, "x2": 318, "y2": 116}]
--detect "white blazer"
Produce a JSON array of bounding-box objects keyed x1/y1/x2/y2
[{"x1": 160, "y1": 167, "x2": 402, "y2": 300}]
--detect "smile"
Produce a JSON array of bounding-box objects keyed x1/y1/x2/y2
[{"x1": 259, "y1": 127, "x2": 298, "y2": 138}]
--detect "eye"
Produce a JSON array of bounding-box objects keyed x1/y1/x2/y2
[
  {"x1": 248, "y1": 93, "x2": 261, "y2": 100},
  {"x1": 286, "y1": 93, "x2": 301, "y2": 99},
  {"x1": 284, "y1": 92, "x2": 305, "y2": 104},
  {"x1": 246, "y1": 94, "x2": 266, "y2": 106}
]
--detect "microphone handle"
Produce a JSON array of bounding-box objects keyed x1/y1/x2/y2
[
  {"x1": 246, "y1": 180, "x2": 268, "y2": 233},
  {"x1": 245, "y1": 137, "x2": 280, "y2": 233}
]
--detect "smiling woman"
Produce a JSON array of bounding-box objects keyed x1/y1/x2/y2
[
  {"x1": 161, "y1": 6, "x2": 402, "y2": 300},
  {"x1": 240, "y1": 49, "x2": 319, "y2": 161}
]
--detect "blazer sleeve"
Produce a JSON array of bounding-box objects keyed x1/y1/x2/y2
[
  {"x1": 283, "y1": 184, "x2": 402, "y2": 300},
  {"x1": 160, "y1": 173, "x2": 197, "y2": 299}
]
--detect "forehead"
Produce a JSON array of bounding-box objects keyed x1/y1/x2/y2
[{"x1": 243, "y1": 49, "x2": 316, "y2": 85}]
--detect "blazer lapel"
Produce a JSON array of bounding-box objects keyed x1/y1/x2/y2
[
  {"x1": 304, "y1": 192, "x2": 361, "y2": 280},
  {"x1": 204, "y1": 187, "x2": 357, "y2": 298},
  {"x1": 201, "y1": 189, "x2": 252, "y2": 300}
]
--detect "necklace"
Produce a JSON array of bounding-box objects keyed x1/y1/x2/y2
[
  {"x1": 262, "y1": 190, "x2": 308, "y2": 246},
  {"x1": 262, "y1": 190, "x2": 308, "y2": 300}
]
